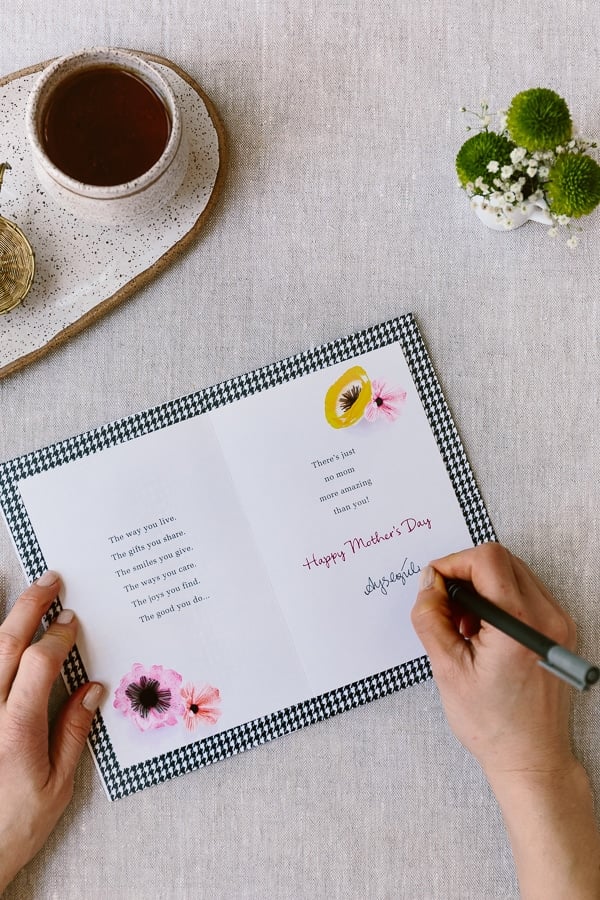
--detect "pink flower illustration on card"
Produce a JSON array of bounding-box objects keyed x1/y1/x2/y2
[
  {"x1": 181, "y1": 683, "x2": 222, "y2": 732},
  {"x1": 363, "y1": 379, "x2": 407, "y2": 423},
  {"x1": 114, "y1": 664, "x2": 222, "y2": 734},
  {"x1": 113, "y1": 663, "x2": 185, "y2": 732}
]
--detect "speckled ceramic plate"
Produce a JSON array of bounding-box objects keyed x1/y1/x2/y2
[{"x1": 0, "y1": 52, "x2": 226, "y2": 379}]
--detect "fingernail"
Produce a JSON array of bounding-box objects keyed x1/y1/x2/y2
[
  {"x1": 56, "y1": 608, "x2": 75, "y2": 624},
  {"x1": 418, "y1": 565, "x2": 435, "y2": 591},
  {"x1": 37, "y1": 570, "x2": 59, "y2": 586},
  {"x1": 82, "y1": 683, "x2": 104, "y2": 712}
]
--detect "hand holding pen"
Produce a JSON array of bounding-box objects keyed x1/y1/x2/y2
[
  {"x1": 411, "y1": 543, "x2": 600, "y2": 900},
  {"x1": 445, "y1": 579, "x2": 599, "y2": 691}
]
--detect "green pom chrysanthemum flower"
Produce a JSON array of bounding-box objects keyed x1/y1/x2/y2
[
  {"x1": 456, "y1": 131, "x2": 515, "y2": 187},
  {"x1": 506, "y1": 88, "x2": 572, "y2": 152},
  {"x1": 545, "y1": 152, "x2": 600, "y2": 217}
]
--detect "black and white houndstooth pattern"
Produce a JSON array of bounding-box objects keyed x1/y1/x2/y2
[{"x1": 0, "y1": 314, "x2": 495, "y2": 800}]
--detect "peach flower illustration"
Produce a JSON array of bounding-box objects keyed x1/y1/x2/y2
[{"x1": 181, "y1": 683, "x2": 222, "y2": 732}]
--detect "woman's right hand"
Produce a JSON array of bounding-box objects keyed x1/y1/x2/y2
[
  {"x1": 411, "y1": 541, "x2": 576, "y2": 781},
  {"x1": 411, "y1": 543, "x2": 600, "y2": 899}
]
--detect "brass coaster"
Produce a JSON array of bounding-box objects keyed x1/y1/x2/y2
[{"x1": 0, "y1": 216, "x2": 35, "y2": 314}]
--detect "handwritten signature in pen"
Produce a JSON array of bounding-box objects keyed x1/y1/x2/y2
[{"x1": 364, "y1": 558, "x2": 421, "y2": 597}]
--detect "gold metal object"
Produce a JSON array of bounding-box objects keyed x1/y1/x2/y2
[
  {"x1": 0, "y1": 163, "x2": 35, "y2": 314},
  {"x1": 0, "y1": 216, "x2": 35, "y2": 314}
]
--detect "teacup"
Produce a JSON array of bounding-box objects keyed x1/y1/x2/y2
[{"x1": 25, "y1": 48, "x2": 188, "y2": 224}]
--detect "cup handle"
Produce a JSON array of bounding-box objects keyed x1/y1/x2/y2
[{"x1": 528, "y1": 200, "x2": 553, "y2": 226}]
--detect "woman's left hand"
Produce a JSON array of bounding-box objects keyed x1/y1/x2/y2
[{"x1": 0, "y1": 572, "x2": 103, "y2": 892}]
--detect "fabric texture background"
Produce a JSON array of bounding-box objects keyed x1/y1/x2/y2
[{"x1": 1, "y1": 2, "x2": 598, "y2": 897}]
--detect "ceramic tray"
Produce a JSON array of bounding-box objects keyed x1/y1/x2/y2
[{"x1": 0, "y1": 52, "x2": 226, "y2": 378}]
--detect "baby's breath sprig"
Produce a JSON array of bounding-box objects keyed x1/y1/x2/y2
[{"x1": 459, "y1": 99, "x2": 495, "y2": 132}]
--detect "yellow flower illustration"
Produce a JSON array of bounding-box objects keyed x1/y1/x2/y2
[{"x1": 324, "y1": 365, "x2": 372, "y2": 429}]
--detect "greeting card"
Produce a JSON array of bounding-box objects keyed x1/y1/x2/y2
[{"x1": 0, "y1": 315, "x2": 494, "y2": 799}]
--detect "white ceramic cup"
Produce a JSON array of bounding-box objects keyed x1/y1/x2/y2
[{"x1": 25, "y1": 48, "x2": 188, "y2": 225}]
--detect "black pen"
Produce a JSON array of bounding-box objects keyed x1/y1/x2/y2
[{"x1": 446, "y1": 579, "x2": 600, "y2": 692}]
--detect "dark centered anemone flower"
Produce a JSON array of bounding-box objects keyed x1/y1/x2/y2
[
  {"x1": 114, "y1": 663, "x2": 184, "y2": 731},
  {"x1": 181, "y1": 683, "x2": 222, "y2": 732}
]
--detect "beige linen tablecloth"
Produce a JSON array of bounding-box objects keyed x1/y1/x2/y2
[{"x1": 1, "y1": 2, "x2": 599, "y2": 898}]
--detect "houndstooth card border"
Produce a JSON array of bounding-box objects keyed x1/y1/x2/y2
[{"x1": 0, "y1": 314, "x2": 495, "y2": 800}]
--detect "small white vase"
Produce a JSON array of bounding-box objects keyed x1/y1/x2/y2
[{"x1": 470, "y1": 194, "x2": 553, "y2": 231}]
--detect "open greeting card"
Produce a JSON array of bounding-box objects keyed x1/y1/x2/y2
[{"x1": 0, "y1": 315, "x2": 494, "y2": 799}]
